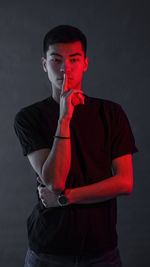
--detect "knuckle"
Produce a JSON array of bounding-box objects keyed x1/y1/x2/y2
[
  {"x1": 42, "y1": 201, "x2": 47, "y2": 207},
  {"x1": 40, "y1": 188, "x2": 45, "y2": 194},
  {"x1": 37, "y1": 186, "x2": 40, "y2": 192},
  {"x1": 39, "y1": 194, "x2": 42, "y2": 199},
  {"x1": 42, "y1": 202, "x2": 45, "y2": 207},
  {"x1": 38, "y1": 189, "x2": 45, "y2": 198}
]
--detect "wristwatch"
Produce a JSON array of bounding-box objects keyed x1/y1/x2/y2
[{"x1": 57, "y1": 191, "x2": 68, "y2": 207}]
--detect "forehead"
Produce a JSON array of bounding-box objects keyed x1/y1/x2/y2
[{"x1": 47, "y1": 41, "x2": 84, "y2": 57}]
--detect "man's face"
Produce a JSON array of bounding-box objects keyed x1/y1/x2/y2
[{"x1": 41, "y1": 41, "x2": 88, "y2": 93}]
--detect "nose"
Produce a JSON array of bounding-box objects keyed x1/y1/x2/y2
[{"x1": 60, "y1": 60, "x2": 71, "y2": 74}]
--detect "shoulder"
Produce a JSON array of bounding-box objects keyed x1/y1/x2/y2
[
  {"x1": 84, "y1": 94, "x2": 122, "y2": 114},
  {"x1": 14, "y1": 97, "x2": 50, "y2": 122},
  {"x1": 83, "y1": 95, "x2": 130, "y2": 129}
]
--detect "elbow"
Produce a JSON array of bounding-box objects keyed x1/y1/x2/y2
[
  {"x1": 41, "y1": 171, "x2": 65, "y2": 194},
  {"x1": 43, "y1": 179, "x2": 64, "y2": 194},
  {"x1": 51, "y1": 183, "x2": 65, "y2": 194},
  {"x1": 126, "y1": 174, "x2": 134, "y2": 195},
  {"x1": 126, "y1": 184, "x2": 133, "y2": 195},
  {"x1": 119, "y1": 173, "x2": 133, "y2": 195},
  {"x1": 41, "y1": 167, "x2": 65, "y2": 194},
  {"x1": 124, "y1": 181, "x2": 133, "y2": 195}
]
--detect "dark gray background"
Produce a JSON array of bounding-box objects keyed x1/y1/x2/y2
[{"x1": 0, "y1": 0, "x2": 149, "y2": 266}]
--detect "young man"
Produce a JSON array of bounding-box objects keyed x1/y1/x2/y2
[{"x1": 14, "y1": 25, "x2": 138, "y2": 267}]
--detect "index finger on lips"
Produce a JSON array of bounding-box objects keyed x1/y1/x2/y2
[{"x1": 62, "y1": 73, "x2": 68, "y2": 94}]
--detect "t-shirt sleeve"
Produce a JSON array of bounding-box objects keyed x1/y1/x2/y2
[
  {"x1": 111, "y1": 104, "x2": 138, "y2": 159},
  {"x1": 14, "y1": 108, "x2": 50, "y2": 156}
]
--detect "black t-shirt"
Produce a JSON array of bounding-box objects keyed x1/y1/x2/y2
[{"x1": 14, "y1": 94, "x2": 138, "y2": 255}]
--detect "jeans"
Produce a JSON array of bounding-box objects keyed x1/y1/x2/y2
[{"x1": 24, "y1": 247, "x2": 122, "y2": 267}]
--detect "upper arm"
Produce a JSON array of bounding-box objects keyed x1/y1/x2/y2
[
  {"x1": 112, "y1": 154, "x2": 133, "y2": 193},
  {"x1": 27, "y1": 148, "x2": 50, "y2": 179}
]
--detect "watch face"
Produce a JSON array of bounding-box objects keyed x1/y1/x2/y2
[{"x1": 58, "y1": 195, "x2": 68, "y2": 206}]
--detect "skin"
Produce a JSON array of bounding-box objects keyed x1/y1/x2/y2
[{"x1": 41, "y1": 41, "x2": 89, "y2": 104}]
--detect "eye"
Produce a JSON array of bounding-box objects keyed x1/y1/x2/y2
[
  {"x1": 71, "y1": 58, "x2": 79, "y2": 63},
  {"x1": 51, "y1": 58, "x2": 61, "y2": 62},
  {"x1": 71, "y1": 58, "x2": 76, "y2": 62}
]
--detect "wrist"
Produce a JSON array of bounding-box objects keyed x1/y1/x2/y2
[
  {"x1": 56, "y1": 117, "x2": 71, "y2": 138},
  {"x1": 57, "y1": 189, "x2": 68, "y2": 207}
]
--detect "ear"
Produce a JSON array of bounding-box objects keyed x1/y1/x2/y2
[
  {"x1": 41, "y1": 57, "x2": 47, "y2": 72},
  {"x1": 83, "y1": 57, "x2": 88, "y2": 72}
]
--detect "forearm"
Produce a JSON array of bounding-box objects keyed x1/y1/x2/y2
[
  {"x1": 42, "y1": 118, "x2": 71, "y2": 193},
  {"x1": 66, "y1": 174, "x2": 131, "y2": 205}
]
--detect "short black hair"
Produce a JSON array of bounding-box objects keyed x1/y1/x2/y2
[{"x1": 43, "y1": 25, "x2": 87, "y2": 58}]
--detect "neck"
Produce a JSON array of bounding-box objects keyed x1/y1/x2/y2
[{"x1": 52, "y1": 89, "x2": 61, "y2": 104}]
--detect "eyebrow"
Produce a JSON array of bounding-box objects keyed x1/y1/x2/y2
[{"x1": 49, "y1": 52, "x2": 82, "y2": 57}]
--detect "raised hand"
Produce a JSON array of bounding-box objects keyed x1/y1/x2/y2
[{"x1": 59, "y1": 74, "x2": 85, "y2": 121}]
